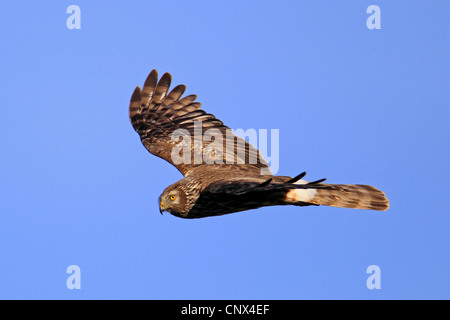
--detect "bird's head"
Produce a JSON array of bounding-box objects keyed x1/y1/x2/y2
[{"x1": 159, "y1": 184, "x2": 190, "y2": 217}]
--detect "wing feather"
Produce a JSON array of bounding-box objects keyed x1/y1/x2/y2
[{"x1": 129, "y1": 69, "x2": 270, "y2": 176}]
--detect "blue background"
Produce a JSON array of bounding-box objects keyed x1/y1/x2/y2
[{"x1": 0, "y1": 1, "x2": 448, "y2": 299}]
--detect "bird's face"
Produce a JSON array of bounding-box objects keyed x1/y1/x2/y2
[{"x1": 159, "y1": 188, "x2": 187, "y2": 216}]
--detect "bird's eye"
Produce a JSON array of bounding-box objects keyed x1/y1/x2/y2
[{"x1": 169, "y1": 195, "x2": 176, "y2": 201}]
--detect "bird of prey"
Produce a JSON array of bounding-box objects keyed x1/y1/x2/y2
[{"x1": 129, "y1": 69, "x2": 389, "y2": 219}]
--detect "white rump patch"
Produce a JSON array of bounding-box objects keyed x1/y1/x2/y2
[{"x1": 285, "y1": 179, "x2": 317, "y2": 203}]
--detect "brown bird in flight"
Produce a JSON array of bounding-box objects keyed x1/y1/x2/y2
[{"x1": 129, "y1": 69, "x2": 389, "y2": 218}]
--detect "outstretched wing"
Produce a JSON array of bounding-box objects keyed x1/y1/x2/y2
[{"x1": 129, "y1": 70, "x2": 270, "y2": 177}]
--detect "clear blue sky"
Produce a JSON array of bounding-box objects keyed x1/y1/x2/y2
[{"x1": 0, "y1": 1, "x2": 448, "y2": 299}]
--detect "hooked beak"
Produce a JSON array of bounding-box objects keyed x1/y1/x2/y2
[{"x1": 159, "y1": 200, "x2": 166, "y2": 215}]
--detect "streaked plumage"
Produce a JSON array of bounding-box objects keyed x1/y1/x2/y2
[{"x1": 130, "y1": 70, "x2": 389, "y2": 218}]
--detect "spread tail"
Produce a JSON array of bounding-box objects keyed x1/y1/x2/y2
[{"x1": 285, "y1": 180, "x2": 389, "y2": 211}]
